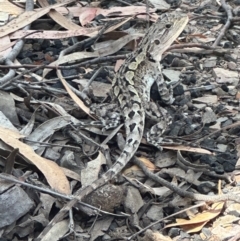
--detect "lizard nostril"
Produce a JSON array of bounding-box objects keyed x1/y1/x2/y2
[
  {"x1": 154, "y1": 39, "x2": 160, "y2": 45},
  {"x1": 166, "y1": 23, "x2": 172, "y2": 28}
]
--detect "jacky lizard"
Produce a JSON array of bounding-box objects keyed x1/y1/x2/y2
[{"x1": 36, "y1": 14, "x2": 189, "y2": 240}]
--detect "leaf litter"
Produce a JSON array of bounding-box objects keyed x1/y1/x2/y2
[{"x1": 0, "y1": 0, "x2": 240, "y2": 240}]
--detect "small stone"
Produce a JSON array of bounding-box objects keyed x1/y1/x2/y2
[
  {"x1": 216, "y1": 136, "x2": 227, "y2": 144},
  {"x1": 83, "y1": 184, "x2": 126, "y2": 212},
  {"x1": 162, "y1": 69, "x2": 181, "y2": 84},
  {"x1": 197, "y1": 182, "x2": 215, "y2": 194},
  {"x1": 124, "y1": 186, "x2": 143, "y2": 213},
  {"x1": 146, "y1": 205, "x2": 163, "y2": 221},
  {"x1": 168, "y1": 227, "x2": 181, "y2": 238},
  {"x1": 216, "y1": 144, "x2": 227, "y2": 152},
  {"x1": 228, "y1": 61, "x2": 237, "y2": 70},
  {"x1": 22, "y1": 43, "x2": 33, "y2": 51},
  {"x1": 33, "y1": 42, "x2": 41, "y2": 51},
  {"x1": 173, "y1": 84, "x2": 184, "y2": 96},
  {"x1": 200, "y1": 154, "x2": 217, "y2": 165},
  {"x1": 203, "y1": 57, "x2": 217, "y2": 68},
  {"x1": 41, "y1": 39, "x2": 51, "y2": 49},
  {"x1": 20, "y1": 57, "x2": 33, "y2": 64},
  {"x1": 213, "y1": 68, "x2": 239, "y2": 86},
  {"x1": 202, "y1": 107, "x2": 216, "y2": 124},
  {"x1": 62, "y1": 69, "x2": 78, "y2": 77}
]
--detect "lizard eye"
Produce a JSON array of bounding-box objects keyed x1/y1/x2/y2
[{"x1": 154, "y1": 39, "x2": 160, "y2": 45}]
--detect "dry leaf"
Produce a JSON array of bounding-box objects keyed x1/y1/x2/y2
[
  {"x1": 79, "y1": 8, "x2": 97, "y2": 26},
  {"x1": 56, "y1": 70, "x2": 92, "y2": 117},
  {"x1": 163, "y1": 145, "x2": 212, "y2": 154},
  {"x1": 81, "y1": 152, "x2": 106, "y2": 188},
  {"x1": 165, "y1": 202, "x2": 225, "y2": 233},
  {"x1": 0, "y1": 0, "x2": 75, "y2": 38},
  {"x1": 0, "y1": 127, "x2": 70, "y2": 194},
  {"x1": 193, "y1": 95, "x2": 218, "y2": 104}
]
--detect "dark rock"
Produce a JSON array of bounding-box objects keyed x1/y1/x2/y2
[
  {"x1": 189, "y1": 154, "x2": 202, "y2": 162},
  {"x1": 178, "y1": 97, "x2": 190, "y2": 106},
  {"x1": 190, "y1": 89, "x2": 201, "y2": 98},
  {"x1": 94, "y1": 14, "x2": 105, "y2": 22},
  {"x1": 20, "y1": 57, "x2": 33, "y2": 64},
  {"x1": 228, "y1": 210, "x2": 240, "y2": 217},
  {"x1": 45, "y1": 47, "x2": 59, "y2": 56},
  {"x1": 229, "y1": 126, "x2": 240, "y2": 135},
  {"x1": 32, "y1": 42, "x2": 41, "y2": 51},
  {"x1": 222, "y1": 161, "x2": 235, "y2": 172},
  {"x1": 31, "y1": 52, "x2": 45, "y2": 60},
  {"x1": 184, "y1": 124, "x2": 195, "y2": 135},
  {"x1": 54, "y1": 39, "x2": 63, "y2": 49},
  {"x1": 215, "y1": 104, "x2": 226, "y2": 113},
  {"x1": 200, "y1": 139, "x2": 215, "y2": 149},
  {"x1": 173, "y1": 84, "x2": 184, "y2": 96},
  {"x1": 211, "y1": 162, "x2": 224, "y2": 174},
  {"x1": 168, "y1": 227, "x2": 180, "y2": 238},
  {"x1": 62, "y1": 69, "x2": 78, "y2": 77},
  {"x1": 197, "y1": 182, "x2": 215, "y2": 194},
  {"x1": 235, "y1": 0, "x2": 240, "y2": 6},
  {"x1": 83, "y1": 184, "x2": 126, "y2": 212},
  {"x1": 18, "y1": 50, "x2": 32, "y2": 59},
  {"x1": 200, "y1": 154, "x2": 216, "y2": 165},
  {"x1": 221, "y1": 84, "x2": 229, "y2": 92},
  {"x1": 41, "y1": 39, "x2": 51, "y2": 49},
  {"x1": 168, "y1": 122, "x2": 182, "y2": 136},
  {"x1": 223, "y1": 41, "x2": 233, "y2": 48},
  {"x1": 216, "y1": 153, "x2": 237, "y2": 172},
  {"x1": 222, "y1": 119, "x2": 233, "y2": 127}
]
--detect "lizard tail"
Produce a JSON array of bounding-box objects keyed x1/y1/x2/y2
[{"x1": 79, "y1": 104, "x2": 145, "y2": 198}]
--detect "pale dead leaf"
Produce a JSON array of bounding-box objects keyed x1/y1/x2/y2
[
  {"x1": 79, "y1": 8, "x2": 97, "y2": 26},
  {"x1": 10, "y1": 28, "x2": 101, "y2": 39},
  {"x1": 81, "y1": 152, "x2": 106, "y2": 188},
  {"x1": 41, "y1": 220, "x2": 69, "y2": 241},
  {"x1": 148, "y1": 0, "x2": 170, "y2": 10},
  {"x1": 138, "y1": 157, "x2": 156, "y2": 170},
  {"x1": 115, "y1": 59, "x2": 125, "y2": 72},
  {"x1": 56, "y1": 70, "x2": 92, "y2": 117},
  {"x1": 61, "y1": 167, "x2": 81, "y2": 182},
  {"x1": 56, "y1": 6, "x2": 155, "y2": 18},
  {"x1": 144, "y1": 229, "x2": 172, "y2": 241},
  {"x1": 213, "y1": 215, "x2": 240, "y2": 228},
  {"x1": 123, "y1": 156, "x2": 156, "y2": 175},
  {"x1": 43, "y1": 34, "x2": 136, "y2": 77},
  {"x1": 49, "y1": 9, "x2": 82, "y2": 30},
  {"x1": 0, "y1": 35, "x2": 13, "y2": 56},
  {"x1": 193, "y1": 95, "x2": 218, "y2": 104},
  {"x1": 165, "y1": 202, "x2": 225, "y2": 233},
  {"x1": 38, "y1": 0, "x2": 82, "y2": 31},
  {"x1": 0, "y1": 0, "x2": 75, "y2": 38},
  {"x1": 163, "y1": 145, "x2": 212, "y2": 154},
  {"x1": 181, "y1": 221, "x2": 208, "y2": 233},
  {"x1": 0, "y1": 127, "x2": 70, "y2": 194},
  {"x1": 0, "y1": 0, "x2": 23, "y2": 15}
]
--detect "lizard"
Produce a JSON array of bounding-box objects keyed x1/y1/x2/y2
[{"x1": 35, "y1": 14, "x2": 189, "y2": 240}]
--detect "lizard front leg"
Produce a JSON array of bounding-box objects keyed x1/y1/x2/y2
[
  {"x1": 145, "y1": 101, "x2": 172, "y2": 150},
  {"x1": 90, "y1": 103, "x2": 122, "y2": 130}
]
